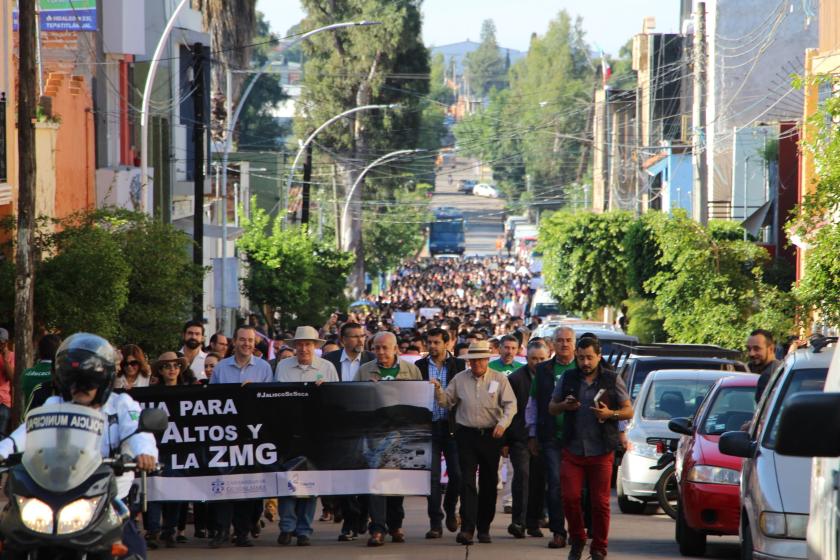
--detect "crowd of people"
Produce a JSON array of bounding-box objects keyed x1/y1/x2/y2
[{"x1": 0, "y1": 257, "x2": 638, "y2": 560}]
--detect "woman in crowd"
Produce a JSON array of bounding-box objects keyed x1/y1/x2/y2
[{"x1": 114, "y1": 344, "x2": 152, "y2": 390}]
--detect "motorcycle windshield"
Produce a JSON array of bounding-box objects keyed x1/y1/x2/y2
[{"x1": 22, "y1": 403, "x2": 105, "y2": 493}]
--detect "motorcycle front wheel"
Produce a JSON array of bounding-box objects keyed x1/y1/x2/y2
[{"x1": 655, "y1": 465, "x2": 679, "y2": 520}]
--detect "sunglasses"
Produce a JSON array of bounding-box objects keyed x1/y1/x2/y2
[
  {"x1": 161, "y1": 362, "x2": 181, "y2": 370},
  {"x1": 125, "y1": 361, "x2": 140, "y2": 367}
]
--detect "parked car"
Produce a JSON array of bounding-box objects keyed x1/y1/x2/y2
[
  {"x1": 608, "y1": 344, "x2": 747, "y2": 403},
  {"x1": 719, "y1": 340, "x2": 835, "y2": 560},
  {"x1": 457, "y1": 179, "x2": 476, "y2": 194},
  {"x1": 618, "y1": 369, "x2": 738, "y2": 514},
  {"x1": 473, "y1": 183, "x2": 500, "y2": 198},
  {"x1": 529, "y1": 289, "x2": 565, "y2": 319},
  {"x1": 667, "y1": 373, "x2": 758, "y2": 556},
  {"x1": 773, "y1": 337, "x2": 840, "y2": 560}
]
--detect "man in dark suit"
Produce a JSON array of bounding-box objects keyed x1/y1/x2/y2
[
  {"x1": 505, "y1": 339, "x2": 550, "y2": 539},
  {"x1": 321, "y1": 322, "x2": 374, "y2": 542},
  {"x1": 416, "y1": 327, "x2": 466, "y2": 538}
]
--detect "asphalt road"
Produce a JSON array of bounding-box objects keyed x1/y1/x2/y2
[
  {"x1": 147, "y1": 495, "x2": 740, "y2": 559},
  {"x1": 429, "y1": 157, "x2": 506, "y2": 257}
]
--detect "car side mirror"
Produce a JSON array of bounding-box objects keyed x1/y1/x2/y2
[
  {"x1": 668, "y1": 417, "x2": 693, "y2": 436},
  {"x1": 138, "y1": 408, "x2": 169, "y2": 435},
  {"x1": 776, "y1": 392, "x2": 840, "y2": 457},
  {"x1": 719, "y1": 430, "x2": 756, "y2": 458}
]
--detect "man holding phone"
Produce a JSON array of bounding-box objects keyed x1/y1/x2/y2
[{"x1": 547, "y1": 337, "x2": 632, "y2": 560}]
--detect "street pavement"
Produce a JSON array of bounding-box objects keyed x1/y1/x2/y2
[
  {"x1": 147, "y1": 495, "x2": 740, "y2": 559},
  {"x1": 430, "y1": 157, "x2": 506, "y2": 256}
]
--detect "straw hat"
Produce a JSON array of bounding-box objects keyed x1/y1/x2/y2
[
  {"x1": 463, "y1": 340, "x2": 493, "y2": 360},
  {"x1": 152, "y1": 351, "x2": 189, "y2": 373},
  {"x1": 289, "y1": 326, "x2": 326, "y2": 348}
]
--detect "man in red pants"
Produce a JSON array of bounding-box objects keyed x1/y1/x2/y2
[{"x1": 549, "y1": 337, "x2": 633, "y2": 560}]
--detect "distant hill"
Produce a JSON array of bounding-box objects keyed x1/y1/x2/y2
[{"x1": 430, "y1": 40, "x2": 526, "y2": 77}]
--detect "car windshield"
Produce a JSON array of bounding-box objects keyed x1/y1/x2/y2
[
  {"x1": 533, "y1": 303, "x2": 563, "y2": 317},
  {"x1": 629, "y1": 360, "x2": 739, "y2": 400},
  {"x1": 763, "y1": 367, "x2": 828, "y2": 449},
  {"x1": 699, "y1": 386, "x2": 757, "y2": 435},
  {"x1": 642, "y1": 379, "x2": 718, "y2": 420}
]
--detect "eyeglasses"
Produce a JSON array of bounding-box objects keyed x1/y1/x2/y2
[
  {"x1": 161, "y1": 363, "x2": 180, "y2": 370},
  {"x1": 125, "y1": 361, "x2": 140, "y2": 367}
]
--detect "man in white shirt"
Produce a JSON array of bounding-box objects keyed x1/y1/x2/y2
[{"x1": 180, "y1": 320, "x2": 207, "y2": 381}]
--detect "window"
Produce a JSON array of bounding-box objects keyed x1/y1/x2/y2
[
  {"x1": 641, "y1": 379, "x2": 717, "y2": 420},
  {"x1": 763, "y1": 367, "x2": 828, "y2": 449},
  {"x1": 700, "y1": 386, "x2": 757, "y2": 435}
]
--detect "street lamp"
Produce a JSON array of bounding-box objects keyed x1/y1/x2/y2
[
  {"x1": 339, "y1": 149, "x2": 426, "y2": 248},
  {"x1": 139, "y1": 0, "x2": 191, "y2": 213},
  {"x1": 284, "y1": 103, "x2": 398, "y2": 221}
]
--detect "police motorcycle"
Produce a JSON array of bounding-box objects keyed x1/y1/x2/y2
[{"x1": 0, "y1": 403, "x2": 167, "y2": 559}]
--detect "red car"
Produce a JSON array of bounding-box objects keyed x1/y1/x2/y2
[{"x1": 667, "y1": 373, "x2": 758, "y2": 557}]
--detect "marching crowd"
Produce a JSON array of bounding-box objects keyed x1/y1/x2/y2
[{"x1": 0, "y1": 257, "x2": 634, "y2": 560}]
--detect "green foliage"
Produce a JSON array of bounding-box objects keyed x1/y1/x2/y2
[
  {"x1": 238, "y1": 202, "x2": 354, "y2": 330},
  {"x1": 623, "y1": 211, "x2": 667, "y2": 297},
  {"x1": 539, "y1": 210, "x2": 633, "y2": 315},
  {"x1": 624, "y1": 297, "x2": 665, "y2": 344},
  {"x1": 606, "y1": 40, "x2": 636, "y2": 90},
  {"x1": 237, "y1": 11, "x2": 288, "y2": 150},
  {"x1": 465, "y1": 19, "x2": 507, "y2": 95},
  {"x1": 363, "y1": 185, "x2": 431, "y2": 276},
  {"x1": 36, "y1": 227, "x2": 130, "y2": 340},
  {"x1": 0, "y1": 209, "x2": 203, "y2": 355},
  {"x1": 787, "y1": 88, "x2": 840, "y2": 325}
]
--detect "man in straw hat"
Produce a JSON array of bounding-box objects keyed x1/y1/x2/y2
[
  {"x1": 274, "y1": 326, "x2": 338, "y2": 548},
  {"x1": 431, "y1": 340, "x2": 517, "y2": 545}
]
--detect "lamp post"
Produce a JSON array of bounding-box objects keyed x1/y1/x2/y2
[
  {"x1": 139, "y1": 0, "x2": 190, "y2": 213},
  {"x1": 284, "y1": 103, "x2": 397, "y2": 222},
  {"x1": 339, "y1": 149, "x2": 425, "y2": 248}
]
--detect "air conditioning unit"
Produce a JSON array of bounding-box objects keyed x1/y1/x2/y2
[
  {"x1": 680, "y1": 114, "x2": 692, "y2": 144},
  {"x1": 95, "y1": 166, "x2": 144, "y2": 210},
  {"x1": 0, "y1": 182, "x2": 12, "y2": 206}
]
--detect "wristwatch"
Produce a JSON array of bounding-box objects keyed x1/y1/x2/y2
[{"x1": 612, "y1": 411, "x2": 619, "y2": 420}]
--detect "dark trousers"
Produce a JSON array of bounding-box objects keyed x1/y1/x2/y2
[
  {"x1": 541, "y1": 438, "x2": 567, "y2": 537},
  {"x1": 428, "y1": 420, "x2": 460, "y2": 529},
  {"x1": 561, "y1": 450, "x2": 613, "y2": 553},
  {"x1": 368, "y1": 496, "x2": 404, "y2": 534},
  {"x1": 508, "y1": 439, "x2": 545, "y2": 529},
  {"x1": 340, "y1": 495, "x2": 368, "y2": 535},
  {"x1": 193, "y1": 502, "x2": 210, "y2": 533},
  {"x1": 456, "y1": 426, "x2": 503, "y2": 535},
  {"x1": 214, "y1": 499, "x2": 258, "y2": 538},
  {"x1": 145, "y1": 502, "x2": 183, "y2": 536}
]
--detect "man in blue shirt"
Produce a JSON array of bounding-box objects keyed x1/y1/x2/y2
[{"x1": 208, "y1": 325, "x2": 272, "y2": 548}]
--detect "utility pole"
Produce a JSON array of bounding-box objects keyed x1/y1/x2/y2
[
  {"x1": 192, "y1": 43, "x2": 206, "y2": 319},
  {"x1": 300, "y1": 142, "x2": 313, "y2": 225},
  {"x1": 13, "y1": 0, "x2": 37, "y2": 421},
  {"x1": 332, "y1": 164, "x2": 340, "y2": 250},
  {"x1": 692, "y1": 2, "x2": 709, "y2": 225}
]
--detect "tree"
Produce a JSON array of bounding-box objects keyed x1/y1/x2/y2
[
  {"x1": 465, "y1": 19, "x2": 507, "y2": 95},
  {"x1": 296, "y1": 0, "x2": 430, "y2": 293},
  {"x1": 238, "y1": 202, "x2": 353, "y2": 331},
  {"x1": 363, "y1": 184, "x2": 432, "y2": 276},
  {"x1": 539, "y1": 210, "x2": 633, "y2": 316},
  {"x1": 236, "y1": 12, "x2": 288, "y2": 150}
]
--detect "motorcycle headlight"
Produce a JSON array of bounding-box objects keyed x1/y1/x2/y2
[
  {"x1": 686, "y1": 465, "x2": 740, "y2": 485},
  {"x1": 759, "y1": 511, "x2": 808, "y2": 540},
  {"x1": 57, "y1": 497, "x2": 102, "y2": 535},
  {"x1": 16, "y1": 497, "x2": 53, "y2": 534}
]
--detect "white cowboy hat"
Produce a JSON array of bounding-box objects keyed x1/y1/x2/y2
[
  {"x1": 463, "y1": 340, "x2": 493, "y2": 360},
  {"x1": 289, "y1": 325, "x2": 326, "y2": 348}
]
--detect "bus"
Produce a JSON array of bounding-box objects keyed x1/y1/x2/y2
[{"x1": 429, "y1": 207, "x2": 465, "y2": 255}]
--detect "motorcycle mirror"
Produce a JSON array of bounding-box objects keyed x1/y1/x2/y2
[{"x1": 138, "y1": 408, "x2": 169, "y2": 435}]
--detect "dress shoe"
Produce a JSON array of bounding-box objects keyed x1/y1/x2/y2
[
  {"x1": 548, "y1": 533, "x2": 567, "y2": 549},
  {"x1": 235, "y1": 535, "x2": 254, "y2": 547},
  {"x1": 456, "y1": 531, "x2": 474, "y2": 545},
  {"x1": 445, "y1": 512, "x2": 459, "y2": 532},
  {"x1": 209, "y1": 532, "x2": 229, "y2": 549},
  {"x1": 507, "y1": 523, "x2": 525, "y2": 538},
  {"x1": 425, "y1": 528, "x2": 443, "y2": 539},
  {"x1": 390, "y1": 529, "x2": 405, "y2": 543},
  {"x1": 527, "y1": 527, "x2": 544, "y2": 537},
  {"x1": 276, "y1": 531, "x2": 293, "y2": 546},
  {"x1": 338, "y1": 530, "x2": 358, "y2": 541},
  {"x1": 568, "y1": 540, "x2": 585, "y2": 560},
  {"x1": 297, "y1": 535, "x2": 311, "y2": 546},
  {"x1": 367, "y1": 532, "x2": 385, "y2": 547},
  {"x1": 477, "y1": 532, "x2": 492, "y2": 543},
  {"x1": 591, "y1": 550, "x2": 607, "y2": 560}
]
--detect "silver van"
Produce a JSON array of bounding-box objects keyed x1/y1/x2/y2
[{"x1": 720, "y1": 340, "x2": 835, "y2": 560}]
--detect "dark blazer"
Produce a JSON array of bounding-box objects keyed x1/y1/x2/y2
[
  {"x1": 416, "y1": 353, "x2": 466, "y2": 385},
  {"x1": 507, "y1": 364, "x2": 535, "y2": 443},
  {"x1": 322, "y1": 349, "x2": 376, "y2": 381}
]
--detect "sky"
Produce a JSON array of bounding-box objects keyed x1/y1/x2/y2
[{"x1": 256, "y1": 0, "x2": 682, "y2": 56}]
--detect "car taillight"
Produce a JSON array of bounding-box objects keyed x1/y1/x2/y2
[{"x1": 655, "y1": 441, "x2": 667, "y2": 454}]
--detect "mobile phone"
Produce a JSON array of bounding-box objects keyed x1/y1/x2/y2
[{"x1": 593, "y1": 389, "x2": 607, "y2": 406}]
